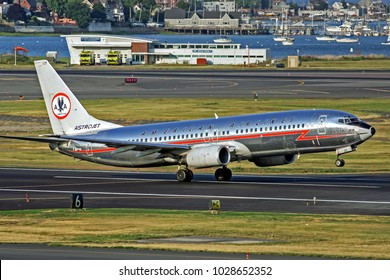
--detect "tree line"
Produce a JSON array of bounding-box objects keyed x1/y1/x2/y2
[{"x1": 4, "y1": 0, "x2": 161, "y2": 28}]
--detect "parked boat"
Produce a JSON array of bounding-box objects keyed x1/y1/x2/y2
[
  {"x1": 336, "y1": 37, "x2": 359, "y2": 43},
  {"x1": 316, "y1": 36, "x2": 337, "y2": 41},
  {"x1": 273, "y1": 36, "x2": 287, "y2": 42},
  {"x1": 381, "y1": 33, "x2": 390, "y2": 45},
  {"x1": 273, "y1": 10, "x2": 294, "y2": 43},
  {"x1": 281, "y1": 38, "x2": 294, "y2": 45},
  {"x1": 316, "y1": 19, "x2": 337, "y2": 41},
  {"x1": 213, "y1": 36, "x2": 232, "y2": 43}
]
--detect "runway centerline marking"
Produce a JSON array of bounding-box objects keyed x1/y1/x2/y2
[
  {"x1": 0, "y1": 188, "x2": 389, "y2": 205},
  {"x1": 53, "y1": 175, "x2": 381, "y2": 189},
  {"x1": 0, "y1": 180, "x2": 135, "y2": 190}
]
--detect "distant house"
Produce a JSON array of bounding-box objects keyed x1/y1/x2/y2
[
  {"x1": 89, "y1": 0, "x2": 124, "y2": 22},
  {"x1": 155, "y1": 0, "x2": 178, "y2": 9},
  {"x1": 332, "y1": 2, "x2": 345, "y2": 11},
  {"x1": 0, "y1": 3, "x2": 11, "y2": 17},
  {"x1": 98, "y1": 0, "x2": 124, "y2": 21},
  {"x1": 19, "y1": 0, "x2": 37, "y2": 11},
  {"x1": 271, "y1": 0, "x2": 289, "y2": 12},
  {"x1": 204, "y1": 0, "x2": 236, "y2": 12}
]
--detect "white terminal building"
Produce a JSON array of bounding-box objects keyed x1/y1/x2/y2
[{"x1": 62, "y1": 34, "x2": 270, "y2": 66}]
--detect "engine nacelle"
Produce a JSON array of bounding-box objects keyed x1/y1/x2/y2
[
  {"x1": 184, "y1": 146, "x2": 231, "y2": 168},
  {"x1": 251, "y1": 154, "x2": 297, "y2": 167}
]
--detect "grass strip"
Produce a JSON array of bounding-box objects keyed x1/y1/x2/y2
[{"x1": 0, "y1": 208, "x2": 389, "y2": 259}]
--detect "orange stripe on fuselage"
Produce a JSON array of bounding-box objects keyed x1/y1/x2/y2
[{"x1": 72, "y1": 147, "x2": 117, "y2": 154}]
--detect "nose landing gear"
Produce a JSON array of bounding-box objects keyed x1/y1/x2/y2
[
  {"x1": 335, "y1": 157, "x2": 345, "y2": 167},
  {"x1": 335, "y1": 146, "x2": 356, "y2": 168}
]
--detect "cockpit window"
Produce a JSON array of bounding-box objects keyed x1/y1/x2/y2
[{"x1": 338, "y1": 116, "x2": 360, "y2": 124}]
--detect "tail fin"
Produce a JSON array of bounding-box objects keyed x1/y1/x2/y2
[{"x1": 34, "y1": 60, "x2": 121, "y2": 135}]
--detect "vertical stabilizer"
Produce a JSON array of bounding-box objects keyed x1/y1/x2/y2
[{"x1": 34, "y1": 60, "x2": 121, "y2": 135}]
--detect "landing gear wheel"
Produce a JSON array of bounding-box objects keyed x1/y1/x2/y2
[
  {"x1": 186, "y1": 169, "x2": 194, "y2": 181},
  {"x1": 335, "y1": 158, "x2": 345, "y2": 167},
  {"x1": 176, "y1": 169, "x2": 193, "y2": 182},
  {"x1": 215, "y1": 167, "x2": 232, "y2": 181}
]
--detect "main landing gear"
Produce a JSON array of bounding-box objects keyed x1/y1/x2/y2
[
  {"x1": 214, "y1": 167, "x2": 232, "y2": 181},
  {"x1": 176, "y1": 168, "x2": 193, "y2": 182},
  {"x1": 176, "y1": 166, "x2": 232, "y2": 182}
]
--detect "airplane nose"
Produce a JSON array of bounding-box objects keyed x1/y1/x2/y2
[
  {"x1": 357, "y1": 122, "x2": 375, "y2": 141},
  {"x1": 370, "y1": 127, "x2": 376, "y2": 136}
]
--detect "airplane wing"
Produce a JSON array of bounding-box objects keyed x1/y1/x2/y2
[
  {"x1": 59, "y1": 135, "x2": 191, "y2": 153},
  {"x1": 0, "y1": 134, "x2": 191, "y2": 154},
  {"x1": 1, "y1": 134, "x2": 241, "y2": 158},
  {"x1": 59, "y1": 135, "x2": 243, "y2": 158}
]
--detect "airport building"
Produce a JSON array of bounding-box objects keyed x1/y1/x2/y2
[{"x1": 62, "y1": 34, "x2": 270, "y2": 66}]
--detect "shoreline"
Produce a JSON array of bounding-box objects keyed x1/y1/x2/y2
[{"x1": 1, "y1": 55, "x2": 390, "y2": 70}]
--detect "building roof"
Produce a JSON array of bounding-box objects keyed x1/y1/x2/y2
[
  {"x1": 164, "y1": 7, "x2": 186, "y2": 19},
  {"x1": 61, "y1": 34, "x2": 155, "y2": 45},
  {"x1": 165, "y1": 8, "x2": 241, "y2": 20}
]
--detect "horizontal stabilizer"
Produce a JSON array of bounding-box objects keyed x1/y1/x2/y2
[{"x1": 0, "y1": 135, "x2": 70, "y2": 144}]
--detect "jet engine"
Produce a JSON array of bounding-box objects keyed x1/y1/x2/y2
[
  {"x1": 184, "y1": 146, "x2": 231, "y2": 168},
  {"x1": 251, "y1": 154, "x2": 297, "y2": 167}
]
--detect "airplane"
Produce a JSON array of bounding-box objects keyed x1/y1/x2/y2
[{"x1": 1, "y1": 60, "x2": 376, "y2": 182}]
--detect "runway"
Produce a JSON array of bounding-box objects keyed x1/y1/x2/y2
[
  {"x1": 1, "y1": 70, "x2": 390, "y2": 100},
  {"x1": 1, "y1": 168, "x2": 389, "y2": 215}
]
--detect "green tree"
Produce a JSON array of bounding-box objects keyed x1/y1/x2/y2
[
  {"x1": 260, "y1": 0, "x2": 270, "y2": 9},
  {"x1": 45, "y1": 0, "x2": 68, "y2": 17},
  {"x1": 289, "y1": 2, "x2": 300, "y2": 15},
  {"x1": 177, "y1": 0, "x2": 189, "y2": 11},
  {"x1": 6, "y1": 3, "x2": 27, "y2": 22},
  {"x1": 91, "y1": 2, "x2": 106, "y2": 20},
  {"x1": 315, "y1": 0, "x2": 328, "y2": 11},
  {"x1": 37, "y1": 0, "x2": 51, "y2": 19},
  {"x1": 65, "y1": 0, "x2": 91, "y2": 28},
  {"x1": 122, "y1": 0, "x2": 157, "y2": 22},
  {"x1": 123, "y1": 0, "x2": 156, "y2": 22}
]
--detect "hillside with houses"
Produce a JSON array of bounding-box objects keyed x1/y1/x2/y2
[{"x1": 0, "y1": 0, "x2": 389, "y2": 35}]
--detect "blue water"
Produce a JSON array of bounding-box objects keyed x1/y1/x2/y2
[
  {"x1": 0, "y1": 36, "x2": 70, "y2": 58},
  {"x1": 1, "y1": 34, "x2": 389, "y2": 59}
]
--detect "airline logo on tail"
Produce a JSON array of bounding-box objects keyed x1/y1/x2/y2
[{"x1": 52, "y1": 93, "x2": 71, "y2": 119}]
